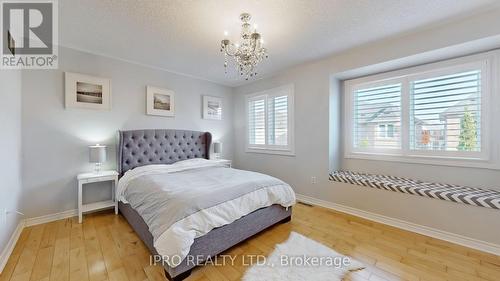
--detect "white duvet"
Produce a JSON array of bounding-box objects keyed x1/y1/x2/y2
[{"x1": 117, "y1": 159, "x2": 296, "y2": 267}]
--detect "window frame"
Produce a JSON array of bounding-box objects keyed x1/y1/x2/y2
[
  {"x1": 245, "y1": 84, "x2": 295, "y2": 156},
  {"x1": 344, "y1": 52, "x2": 497, "y2": 169}
]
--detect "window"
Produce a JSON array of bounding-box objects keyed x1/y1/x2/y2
[
  {"x1": 410, "y1": 70, "x2": 481, "y2": 153},
  {"x1": 387, "y1": 124, "x2": 395, "y2": 138},
  {"x1": 377, "y1": 124, "x2": 395, "y2": 138},
  {"x1": 248, "y1": 97, "x2": 266, "y2": 145},
  {"x1": 353, "y1": 83, "x2": 402, "y2": 151},
  {"x1": 378, "y1": 125, "x2": 387, "y2": 138},
  {"x1": 246, "y1": 85, "x2": 294, "y2": 155},
  {"x1": 344, "y1": 53, "x2": 496, "y2": 168}
]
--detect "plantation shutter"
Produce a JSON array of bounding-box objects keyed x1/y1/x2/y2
[
  {"x1": 268, "y1": 95, "x2": 288, "y2": 146},
  {"x1": 247, "y1": 85, "x2": 294, "y2": 153},
  {"x1": 248, "y1": 97, "x2": 266, "y2": 145},
  {"x1": 354, "y1": 83, "x2": 402, "y2": 150},
  {"x1": 410, "y1": 70, "x2": 481, "y2": 152}
]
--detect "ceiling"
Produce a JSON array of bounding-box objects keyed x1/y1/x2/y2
[{"x1": 59, "y1": 0, "x2": 500, "y2": 87}]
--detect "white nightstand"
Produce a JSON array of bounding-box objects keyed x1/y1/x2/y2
[
  {"x1": 212, "y1": 159, "x2": 232, "y2": 168},
  {"x1": 77, "y1": 170, "x2": 119, "y2": 223}
]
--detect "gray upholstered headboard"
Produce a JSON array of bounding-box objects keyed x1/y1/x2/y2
[{"x1": 118, "y1": 129, "x2": 212, "y2": 175}]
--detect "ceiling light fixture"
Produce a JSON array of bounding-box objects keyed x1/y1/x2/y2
[{"x1": 220, "y1": 13, "x2": 268, "y2": 80}]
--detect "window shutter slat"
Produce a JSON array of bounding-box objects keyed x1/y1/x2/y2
[
  {"x1": 247, "y1": 86, "x2": 293, "y2": 152},
  {"x1": 410, "y1": 70, "x2": 481, "y2": 152},
  {"x1": 248, "y1": 98, "x2": 266, "y2": 145},
  {"x1": 354, "y1": 84, "x2": 402, "y2": 150},
  {"x1": 268, "y1": 95, "x2": 288, "y2": 146}
]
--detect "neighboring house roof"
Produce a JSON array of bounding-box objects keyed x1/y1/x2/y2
[
  {"x1": 359, "y1": 103, "x2": 400, "y2": 124},
  {"x1": 365, "y1": 107, "x2": 390, "y2": 122},
  {"x1": 439, "y1": 95, "x2": 478, "y2": 120}
]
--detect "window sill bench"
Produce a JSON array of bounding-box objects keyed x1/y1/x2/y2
[{"x1": 329, "y1": 171, "x2": 500, "y2": 210}]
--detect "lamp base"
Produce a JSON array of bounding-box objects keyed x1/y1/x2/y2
[{"x1": 94, "y1": 163, "x2": 102, "y2": 174}]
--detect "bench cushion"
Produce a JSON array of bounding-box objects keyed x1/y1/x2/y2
[{"x1": 330, "y1": 171, "x2": 500, "y2": 210}]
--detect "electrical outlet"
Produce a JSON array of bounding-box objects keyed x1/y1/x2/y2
[{"x1": 311, "y1": 176, "x2": 317, "y2": 184}]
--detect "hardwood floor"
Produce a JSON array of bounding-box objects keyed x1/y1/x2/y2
[{"x1": 1, "y1": 203, "x2": 499, "y2": 281}]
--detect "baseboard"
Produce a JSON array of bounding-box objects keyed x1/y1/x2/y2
[
  {"x1": 296, "y1": 194, "x2": 500, "y2": 256},
  {"x1": 24, "y1": 209, "x2": 77, "y2": 227},
  {"x1": 0, "y1": 220, "x2": 25, "y2": 273}
]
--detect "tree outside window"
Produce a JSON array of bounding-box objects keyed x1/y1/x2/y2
[{"x1": 457, "y1": 107, "x2": 478, "y2": 151}]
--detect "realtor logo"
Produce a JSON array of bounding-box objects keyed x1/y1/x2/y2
[{"x1": 1, "y1": 0, "x2": 58, "y2": 69}]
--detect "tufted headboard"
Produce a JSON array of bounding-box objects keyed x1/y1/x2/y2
[{"x1": 117, "y1": 129, "x2": 212, "y2": 175}]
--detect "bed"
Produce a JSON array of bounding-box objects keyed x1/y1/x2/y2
[{"x1": 117, "y1": 129, "x2": 294, "y2": 281}]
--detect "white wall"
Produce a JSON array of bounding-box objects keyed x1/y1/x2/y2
[
  {"x1": 233, "y1": 9, "x2": 500, "y2": 245},
  {"x1": 0, "y1": 71, "x2": 23, "y2": 256},
  {"x1": 20, "y1": 47, "x2": 233, "y2": 218}
]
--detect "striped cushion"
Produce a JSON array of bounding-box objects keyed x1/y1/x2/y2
[{"x1": 329, "y1": 171, "x2": 500, "y2": 210}]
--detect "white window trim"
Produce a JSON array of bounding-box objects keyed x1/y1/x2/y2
[
  {"x1": 344, "y1": 51, "x2": 500, "y2": 170},
  {"x1": 245, "y1": 84, "x2": 295, "y2": 156}
]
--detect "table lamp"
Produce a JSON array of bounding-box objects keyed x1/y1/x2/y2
[
  {"x1": 89, "y1": 144, "x2": 106, "y2": 173},
  {"x1": 213, "y1": 142, "x2": 222, "y2": 159}
]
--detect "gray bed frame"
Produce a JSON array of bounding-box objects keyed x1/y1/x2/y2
[{"x1": 117, "y1": 129, "x2": 292, "y2": 281}]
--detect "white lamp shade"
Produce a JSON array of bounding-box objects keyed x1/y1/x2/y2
[
  {"x1": 213, "y1": 142, "x2": 222, "y2": 154},
  {"x1": 89, "y1": 144, "x2": 106, "y2": 163}
]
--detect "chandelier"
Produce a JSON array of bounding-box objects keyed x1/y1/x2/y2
[{"x1": 220, "y1": 13, "x2": 268, "y2": 80}]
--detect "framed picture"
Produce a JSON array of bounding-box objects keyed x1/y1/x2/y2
[
  {"x1": 65, "y1": 72, "x2": 111, "y2": 110},
  {"x1": 146, "y1": 86, "x2": 175, "y2": 117},
  {"x1": 203, "y1": 96, "x2": 222, "y2": 120}
]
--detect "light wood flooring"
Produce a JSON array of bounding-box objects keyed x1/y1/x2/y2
[{"x1": 1, "y1": 203, "x2": 500, "y2": 281}]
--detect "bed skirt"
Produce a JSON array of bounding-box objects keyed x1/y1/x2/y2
[{"x1": 118, "y1": 202, "x2": 292, "y2": 280}]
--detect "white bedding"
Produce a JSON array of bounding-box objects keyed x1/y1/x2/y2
[{"x1": 117, "y1": 159, "x2": 296, "y2": 267}]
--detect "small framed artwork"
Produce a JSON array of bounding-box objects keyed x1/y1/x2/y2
[
  {"x1": 203, "y1": 96, "x2": 222, "y2": 120},
  {"x1": 65, "y1": 72, "x2": 111, "y2": 110},
  {"x1": 146, "y1": 86, "x2": 175, "y2": 117}
]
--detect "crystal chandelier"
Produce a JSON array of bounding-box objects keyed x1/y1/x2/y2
[{"x1": 220, "y1": 13, "x2": 268, "y2": 80}]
